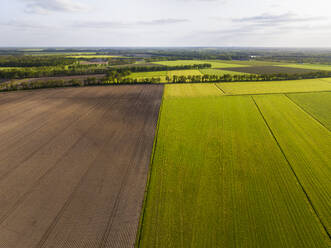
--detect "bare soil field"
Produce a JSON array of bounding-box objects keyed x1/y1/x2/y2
[
  {"x1": 0, "y1": 85, "x2": 163, "y2": 248},
  {"x1": 222, "y1": 66, "x2": 322, "y2": 74},
  {"x1": 11, "y1": 74, "x2": 107, "y2": 84}
]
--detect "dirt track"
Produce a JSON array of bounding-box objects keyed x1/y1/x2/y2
[{"x1": 0, "y1": 85, "x2": 163, "y2": 248}]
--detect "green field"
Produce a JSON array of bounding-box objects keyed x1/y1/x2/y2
[
  {"x1": 66, "y1": 55, "x2": 121, "y2": 58},
  {"x1": 138, "y1": 84, "x2": 330, "y2": 247},
  {"x1": 165, "y1": 83, "x2": 223, "y2": 97},
  {"x1": 199, "y1": 68, "x2": 251, "y2": 75},
  {"x1": 167, "y1": 69, "x2": 202, "y2": 77},
  {"x1": 287, "y1": 92, "x2": 331, "y2": 130},
  {"x1": 153, "y1": 60, "x2": 249, "y2": 68},
  {"x1": 217, "y1": 78, "x2": 331, "y2": 95},
  {"x1": 277, "y1": 64, "x2": 331, "y2": 71},
  {"x1": 0, "y1": 67, "x2": 22, "y2": 70},
  {"x1": 253, "y1": 94, "x2": 331, "y2": 233},
  {"x1": 128, "y1": 71, "x2": 168, "y2": 78},
  {"x1": 212, "y1": 60, "x2": 283, "y2": 66}
]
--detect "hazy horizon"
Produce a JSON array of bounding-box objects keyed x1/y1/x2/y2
[{"x1": 1, "y1": 0, "x2": 331, "y2": 47}]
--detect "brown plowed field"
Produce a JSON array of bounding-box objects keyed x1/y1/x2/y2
[
  {"x1": 0, "y1": 85, "x2": 163, "y2": 248},
  {"x1": 12, "y1": 74, "x2": 107, "y2": 84}
]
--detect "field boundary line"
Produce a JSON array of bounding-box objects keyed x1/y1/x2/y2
[
  {"x1": 284, "y1": 94, "x2": 330, "y2": 132},
  {"x1": 251, "y1": 96, "x2": 331, "y2": 239},
  {"x1": 214, "y1": 83, "x2": 226, "y2": 94},
  {"x1": 135, "y1": 85, "x2": 165, "y2": 248}
]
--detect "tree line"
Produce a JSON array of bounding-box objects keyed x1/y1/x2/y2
[
  {"x1": 2, "y1": 70, "x2": 331, "y2": 93},
  {"x1": 0, "y1": 56, "x2": 76, "y2": 67},
  {"x1": 0, "y1": 64, "x2": 212, "y2": 79}
]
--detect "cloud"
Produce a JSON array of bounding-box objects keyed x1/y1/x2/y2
[
  {"x1": 73, "y1": 19, "x2": 189, "y2": 29},
  {"x1": 137, "y1": 18, "x2": 189, "y2": 25},
  {"x1": 0, "y1": 20, "x2": 51, "y2": 29},
  {"x1": 232, "y1": 13, "x2": 325, "y2": 26},
  {"x1": 182, "y1": 13, "x2": 330, "y2": 46},
  {"x1": 23, "y1": 0, "x2": 89, "y2": 14}
]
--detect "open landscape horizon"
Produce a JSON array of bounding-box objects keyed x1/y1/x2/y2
[{"x1": 1, "y1": 0, "x2": 330, "y2": 247}]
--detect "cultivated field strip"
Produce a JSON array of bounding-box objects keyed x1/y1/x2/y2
[
  {"x1": 0, "y1": 88, "x2": 108, "y2": 181},
  {"x1": 165, "y1": 83, "x2": 223, "y2": 98},
  {"x1": 0, "y1": 85, "x2": 163, "y2": 248},
  {"x1": 216, "y1": 78, "x2": 331, "y2": 95},
  {"x1": 152, "y1": 60, "x2": 250, "y2": 68},
  {"x1": 223, "y1": 65, "x2": 321, "y2": 74},
  {"x1": 0, "y1": 89, "x2": 87, "y2": 143},
  {"x1": 167, "y1": 69, "x2": 202, "y2": 78},
  {"x1": 253, "y1": 95, "x2": 331, "y2": 235},
  {"x1": 286, "y1": 92, "x2": 331, "y2": 130},
  {"x1": 199, "y1": 68, "x2": 250, "y2": 76},
  {"x1": 0, "y1": 88, "x2": 70, "y2": 122},
  {"x1": 139, "y1": 87, "x2": 329, "y2": 247}
]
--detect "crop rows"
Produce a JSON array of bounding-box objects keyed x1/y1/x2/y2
[{"x1": 138, "y1": 84, "x2": 330, "y2": 247}]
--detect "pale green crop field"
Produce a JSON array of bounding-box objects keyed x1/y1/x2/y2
[
  {"x1": 253, "y1": 94, "x2": 331, "y2": 233},
  {"x1": 165, "y1": 83, "x2": 223, "y2": 97},
  {"x1": 167, "y1": 69, "x2": 202, "y2": 77},
  {"x1": 66, "y1": 55, "x2": 121, "y2": 58},
  {"x1": 128, "y1": 71, "x2": 167, "y2": 78},
  {"x1": 153, "y1": 60, "x2": 249, "y2": 68},
  {"x1": 138, "y1": 84, "x2": 330, "y2": 247},
  {"x1": 217, "y1": 78, "x2": 331, "y2": 95},
  {"x1": 199, "y1": 68, "x2": 251, "y2": 75},
  {"x1": 276, "y1": 64, "x2": 331, "y2": 71},
  {"x1": 0, "y1": 67, "x2": 22, "y2": 70},
  {"x1": 287, "y1": 92, "x2": 331, "y2": 130},
  {"x1": 212, "y1": 60, "x2": 283, "y2": 66}
]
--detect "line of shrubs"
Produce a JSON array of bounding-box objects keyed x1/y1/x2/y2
[
  {"x1": 0, "y1": 63, "x2": 212, "y2": 79},
  {"x1": 1, "y1": 70, "x2": 331, "y2": 92}
]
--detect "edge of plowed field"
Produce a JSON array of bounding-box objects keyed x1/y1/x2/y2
[{"x1": 135, "y1": 88, "x2": 165, "y2": 248}]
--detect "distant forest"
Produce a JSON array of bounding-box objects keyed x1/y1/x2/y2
[{"x1": 1, "y1": 47, "x2": 331, "y2": 64}]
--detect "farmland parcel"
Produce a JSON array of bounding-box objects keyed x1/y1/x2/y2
[
  {"x1": 0, "y1": 85, "x2": 163, "y2": 248},
  {"x1": 138, "y1": 84, "x2": 330, "y2": 247}
]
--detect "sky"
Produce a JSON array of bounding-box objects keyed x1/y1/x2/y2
[{"x1": 0, "y1": 0, "x2": 330, "y2": 47}]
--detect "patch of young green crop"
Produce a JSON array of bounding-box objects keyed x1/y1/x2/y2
[
  {"x1": 213, "y1": 60, "x2": 283, "y2": 66},
  {"x1": 167, "y1": 69, "x2": 202, "y2": 78},
  {"x1": 217, "y1": 78, "x2": 331, "y2": 95},
  {"x1": 66, "y1": 55, "x2": 121, "y2": 58},
  {"x1": 253, "y1": 94, "x2": 331, "y2": 234},
  {"x1": 30, "y1": 52, "x2": 98, "y2": 56},
  {"x1": 127, "y1": 71, "x2": 167, "y2": 82},
  {"x1": 0, "y1": 67, "x2": 23, "y2": 70},
  {"x1": 165, "y1": 83, "x2": 223, "y2": 97},
  {"x1": 277, "y1": 64, "x2": 331, "y2": 71},
  {"x1": 287, "y1": 92, "x2": 331, "y2": 130},
  {"x1": 199, "y1": 68, "x2": 251, "y2": 75},
  {"x1": 128, "y1": 71, "x2": 167, "y2": 78},
  {"x1": 138, "y1": 90, "x2": 329, "y2": 247}
]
